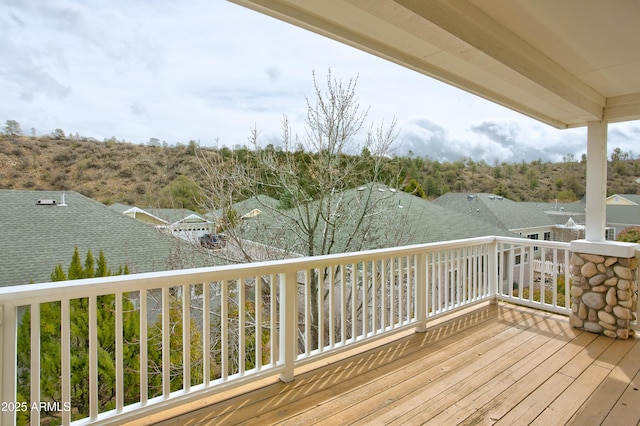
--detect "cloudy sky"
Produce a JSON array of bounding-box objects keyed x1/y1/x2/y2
[{"x1": 1, "y1": 0, "x2": 638, "y2": 163}]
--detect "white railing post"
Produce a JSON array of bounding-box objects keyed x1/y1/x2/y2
[
  {"x1": 61, "y1": 299, "x2": 71, "y2": 425},
  {"x1": 1, "y1": 304, "x2": 17, "y2": 426},
  {"x1": 30, "y1": 303, "x2": 41, "y2": 425},
  {"x1": 279, "y1": 270, "x2": 297, "y2": 383},
  {"x1": 488, "y1": 240, "x2": 499, "y2": 304},
  {"x1": 89, "y1": 295, "x2": 98, "y2": 421},
  {"x1": 416, "y1": 253, "x2": 428, "y2": 332}
]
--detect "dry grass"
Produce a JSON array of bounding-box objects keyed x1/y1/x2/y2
[{"x1": 1, "y1": 135, "x2": 637, "y2": 208}]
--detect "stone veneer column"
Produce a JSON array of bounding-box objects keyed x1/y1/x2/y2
[{"x1": 569, "y1": 252, "x2": 638, "y2": 339}]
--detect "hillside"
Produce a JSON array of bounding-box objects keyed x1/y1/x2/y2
[{"x1": 1, "y1": 135, "x2": 638, "y2": 209}]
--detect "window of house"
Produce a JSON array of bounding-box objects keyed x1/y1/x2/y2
[
  {"x1": 543, "y1": 231, "x2": 551, "y2": 241},
  {"x1": 605, "y1": 228, "x2": 615, "y2": 241},
  {"x1": 514, "y1": 253, "x2": 529, "y2": 265}
]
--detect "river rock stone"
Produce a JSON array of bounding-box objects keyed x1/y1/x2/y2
[
  {"x1": 617, "y1": 290, "x2": 630, "y2": 301},
  {"x1": 606, "y1": 287, "x2": 617, "y2": 306},
  {"x1": 614, "y1": 265, "x2": 632, "y2": 280},
  {"x1": 617, "y1": 329, "x2": 630, "y2": 339},
  {"x1": 613, "y1": 306, "x2": 632, "y2": 320},
  {"x1": 579, "y1": 302, "x2": 588, "y2": 319},
  {"x1": 598, "y1": 310, "x2": 616, "y2": 325},
  {"x1": 582, "y1": 254, "x2": 605, "y2": 264},
  {"x1": 604, "y1": 257, "x2": 618, "y2": 267},
  {"x1": 600, "y1": 321, "x2": 617, "y2": 331},
  {"x1": 582, "y1": 292, "x2": 606, "y2": 309},
  {"x1": 619, "y1": 299, "x2": 633, "y2": 308},
  {"x1": 605, "y1": 277, "x2": 618, "y2": 286},
  {"x1": 581, "y1": 262, "x2": 598, "y2": 278},
  {"x1": 571, "y1": 253, "x2": 585, "y2": 266},
  {"x1": 583, "y1": 321, "x2": 603, "y2": 333},
  {"x1": 618, "y1": 279, "x2": 630, "y2": 290}
]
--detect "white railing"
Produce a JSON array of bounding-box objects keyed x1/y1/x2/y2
[
  {"x1": 496, "y1": 237, "x2": 572, "y2": 315},
  {"x1": 0, "y1": 236, "x2": 571, "y2": 426}
]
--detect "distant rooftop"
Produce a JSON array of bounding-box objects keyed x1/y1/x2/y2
[
  {"x1": 433, "y1": 193, "x2": 555, "y2": 232},
  {"x1": 0, "y1": 190, "x2": 219, "y2": 287}
]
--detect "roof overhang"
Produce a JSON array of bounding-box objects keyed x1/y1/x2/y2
[{"x1": 230, "y1": 0, "x2": 640, "y2": 128}]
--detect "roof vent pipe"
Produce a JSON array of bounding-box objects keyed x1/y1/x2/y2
[{"x1": 59, "y1": 191, "x2": 68, "y2": 207}]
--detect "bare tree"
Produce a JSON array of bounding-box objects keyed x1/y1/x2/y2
[
  {"x1": 245, "y1": 70, "x2": 400, "y2": 256},
  {"x1": 199, "y1": 70, "x2": 405, "y2": 351}
]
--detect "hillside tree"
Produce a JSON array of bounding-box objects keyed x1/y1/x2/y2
[{"x1": 3, "y1": 119, "x2": 22, "y2": 136}]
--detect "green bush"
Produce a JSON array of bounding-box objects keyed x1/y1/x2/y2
[{"x1": 617, "y1": 226, "x2": 640, "y2": 243}]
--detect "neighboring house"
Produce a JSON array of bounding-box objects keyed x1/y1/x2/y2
[
  {"x1": 433, "y1": 193, "x2": 556, "y2": 243},
  {"x1": 523, "y1": 198, "x2": 637, "y2": 241},
  {"x1": 235, "y1": 185, "x2": 519, "y2": 258},
  {"x1": 606, "y1": 194, "x2": 640, "y2": 205},
  {"x1": 145, "y1": 208, "x2": 212, "y2": 242},
  {"x1": 109, "y1": 204, "x2": 213, "y2": 243},
  {"x1": 519, "y1": 200, "x2": 589, "y2": 242},
  {"x1": 0, "y1": 190, "x2": 219, "y2": 287},
  {"x1": 605, "y1": 205, "x2": 640, "y2": 238},
  {"x1": 603, "y1": 194, "x2": 640, "y2": 237},
  {"x1": 206, "y1": 195, "x2": 281, "y2": 225},
  {"x1": 109, "y1": 203, "x2": 169, "y2": 225}
]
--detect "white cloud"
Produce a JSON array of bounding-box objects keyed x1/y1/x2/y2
[{"x1": 0, "y1": 0, "x2": 637, "y2": 162}]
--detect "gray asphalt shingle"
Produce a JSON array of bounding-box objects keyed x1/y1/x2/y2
[
  {"x1": 433, "y1": 192, "x2": 555, "y2": 231},
  {"x1": 0, "y1": 190, "x2": 218, "y2": 287},
  {"x1": 236, "y1": 185, "x2": 518, "y2": 255}
]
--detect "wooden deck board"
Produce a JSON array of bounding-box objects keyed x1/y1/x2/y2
[
  {"x1": 571, "y1": 337, "x2": 640, "y2": 425},
  {"x1": 353, "y1": 315, "x2": 554, "y2": 425},
  {"x1": 152, "y1": 303, "x2": 640, "y2": 426}
]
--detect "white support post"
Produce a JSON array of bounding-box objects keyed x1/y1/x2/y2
[
  {"x1": 415, "y1": 253, "x2": 428, "y2": 332},
  {"x1": 585, "y1": 121, "x2": 608, "y2": 242},
  {"x1": 488, "y1": 241, "x2": 499, "y2": 304},
  {"x1": 279, "y1": 270, "x2": 297, "y2": 383}
]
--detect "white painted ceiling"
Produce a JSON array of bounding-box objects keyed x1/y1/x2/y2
[{"x1": 231, "y1": 0, "x2": 640, "y2": 129}]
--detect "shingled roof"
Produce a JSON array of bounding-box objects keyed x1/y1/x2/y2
[
  {"x1": 0, "y1": 190, "x2": 219, "y2": 287},
  {"x1": 433, "y1": 193, "x2": 555, "y2": 232},
  {"x1": 237, "y1": 185, "x2": 518, "y2": 256}
]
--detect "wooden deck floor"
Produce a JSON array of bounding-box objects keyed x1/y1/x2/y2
[{"x1": 155, "y1": 303, "x2": 640, "y2": 425}]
